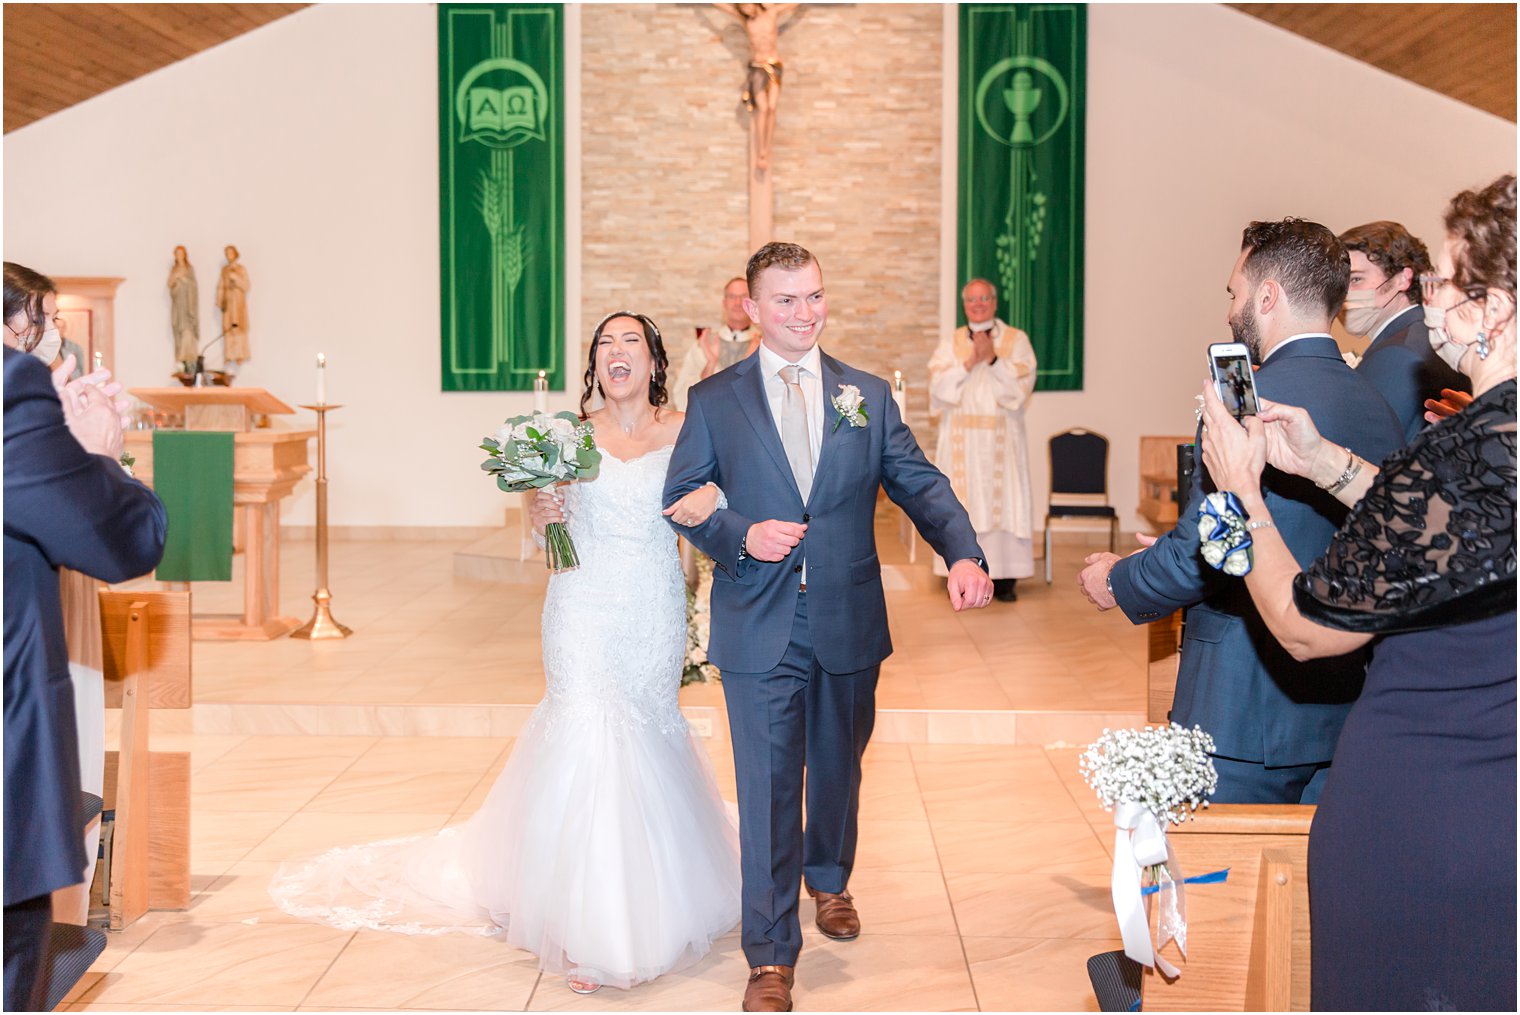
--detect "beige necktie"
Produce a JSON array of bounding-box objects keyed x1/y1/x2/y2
[{"x1": 778, "y1": 363, "x2": 814, "y2": 501}]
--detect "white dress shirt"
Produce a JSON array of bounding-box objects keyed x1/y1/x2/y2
[{"x1": 757, "y1": 341, "x2": 825, "y2": 472}]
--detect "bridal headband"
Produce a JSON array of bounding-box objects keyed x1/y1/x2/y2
[{"x1": 591, "y1": 310, "x2": 663, "y2": 345}]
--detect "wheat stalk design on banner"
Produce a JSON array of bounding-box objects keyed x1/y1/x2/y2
[{"x1": 477, "y1": 157, "x2": 528, "y2": 366}]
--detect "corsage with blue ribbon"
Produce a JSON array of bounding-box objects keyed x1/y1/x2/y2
[{"x1": 1197, "y1": 491, "x2": 1254, "y2": 576}]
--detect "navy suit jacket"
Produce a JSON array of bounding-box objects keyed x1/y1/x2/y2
[
  {"x1": 664, "y1": 349, "x2": 983, "y2": 674},
  {"x1": 1110, "y1": 337, "x2": 1403, "y2": 767},
  {"x1": 1356, "y1": 305, "x2": 1468, "y2": 443},
  {"x1": 3, "y1": 349, "x2": 167, "y2": 905}
]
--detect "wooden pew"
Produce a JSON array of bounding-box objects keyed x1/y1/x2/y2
[
  {"x1": 99, "y1": 590, "x2": 192, "y2": 930},
  {"x1": 1141, "y1": 805, "x2": 1315, "y2": 1011}
]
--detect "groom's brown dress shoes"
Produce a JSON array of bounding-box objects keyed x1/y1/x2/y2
[
  {"x1": 807, "y1": 887, "x2": 861, "y2": 940},
  {"x1": 743, "y1": 965, "x2": 795, "y2": 1012}
]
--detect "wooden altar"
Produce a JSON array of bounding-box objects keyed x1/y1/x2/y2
[{"x1": 127, "y1": 387, "x2": 314, "y2": 641}]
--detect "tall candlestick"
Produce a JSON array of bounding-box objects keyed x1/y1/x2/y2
[
  {"x1": 292, "y1": 403, "x2": 351, "y2": 640},
  {"x1": 892, "y1": 370, "x2": 907, "y2": 418},
  {"x1": 316, "y1": 353, "x2": 327, "y2": 405},
  {"x1": 534, "y1": 370, "x2": 549, "y2": 414}
]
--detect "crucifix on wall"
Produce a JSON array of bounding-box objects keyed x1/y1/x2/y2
[{"x1": 714, "y1": 2, "x2": 797, "y2": 251}]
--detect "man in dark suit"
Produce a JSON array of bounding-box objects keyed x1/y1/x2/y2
[
  {"x1": 1076, "y1": 219, "x2": 1404, "y2": 803},
  {"x1": 4, "y1": 345, "x2": 166, "y2": 1011},
  {"x1": 1340, "y1": 220, "x2": 1467, "y2": 442},
  {"x1": 664, "y1": 243, "x2": 990, "y2": 1012}
]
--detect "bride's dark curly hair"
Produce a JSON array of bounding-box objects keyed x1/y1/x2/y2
[{"x1": 579, "y1": 310, "x2": 670, "y2": 418}]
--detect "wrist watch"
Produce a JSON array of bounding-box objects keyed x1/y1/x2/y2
[{"x1": 737, "y1": 535, "x2": 749, "y2": 564}]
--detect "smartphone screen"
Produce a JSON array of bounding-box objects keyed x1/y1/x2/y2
[{"x1": 1211, "y1": 350, "x2": 1260, "y2": 418}]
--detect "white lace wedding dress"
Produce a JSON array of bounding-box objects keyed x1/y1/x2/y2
[{"x1": 269, "y1": 445, "x2": 741, "y2": 988}]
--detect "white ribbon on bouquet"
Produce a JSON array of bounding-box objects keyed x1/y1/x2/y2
[{"x1": 1111, "y1": 802, "x2": 1189, "y2": 978}]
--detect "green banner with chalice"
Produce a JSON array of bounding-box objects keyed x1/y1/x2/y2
[
  {"x1": 959, "y1": 4, "x2": 1086, "y2": 391},
  {"x1": 439, "y1": 4, "x2": 564, "y2": 392}
]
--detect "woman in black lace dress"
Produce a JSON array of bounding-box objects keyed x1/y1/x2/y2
[{"x1": 1200, "y1": 175, "x2": 1516, "y2": 1011}]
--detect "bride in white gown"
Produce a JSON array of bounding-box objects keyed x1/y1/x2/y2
[{"x1": 270, "y1": 312, "x2": 740, "y2": 992}]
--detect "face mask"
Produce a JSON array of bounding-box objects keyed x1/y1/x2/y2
[
  {"x1": 29, "y1": 327, "x2": 62, "y2": 365},
  {"x1": 1342, "y1": 281, "x2": 1396, "y2": 337},
  {"x1": 1423, "y1": 305, "x2": 1469, "y2": 371}
]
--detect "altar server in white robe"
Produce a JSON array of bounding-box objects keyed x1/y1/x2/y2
[
  {"x1": 672, "y1": 277, "x2": 759, "y2": 410},
  {"x1": 928, "y1": 278, "x2": 1037, "y2": 601}
]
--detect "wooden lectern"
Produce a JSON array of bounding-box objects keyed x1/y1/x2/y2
[{"x1": 126, "y1": 387, "x2": 314, "y2": 640}]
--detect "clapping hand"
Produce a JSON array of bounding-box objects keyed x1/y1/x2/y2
[
  {"x1": 1423, "y1": 388, "x2": 1473, "y2": 425},
  {"x1": 53, "y1": 355, "x2": 132, "y2": 428},
  {"x1": 1076, "y1": 533, "x2": 1155, "y2": 611},
  {"x1": 963, "y1": 331, "x2": 995, "y2": 372},
  {"x1": 58, "y1": 375, "x2": 127, "y2": 460}
]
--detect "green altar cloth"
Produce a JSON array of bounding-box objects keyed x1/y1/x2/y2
[{"x1": 152, "y1": 431, "x2": 234, "y2": 582}]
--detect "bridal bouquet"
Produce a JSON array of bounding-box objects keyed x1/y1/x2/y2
[
  {"x1": 479, "y1": 411, "x2": 601, "y2": 572},
  {"x1": 1080, "y1": 723, "x2": 1219, "y2": 976}
]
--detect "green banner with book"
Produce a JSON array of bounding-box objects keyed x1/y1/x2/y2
[
  {"x1": 438, "y1": 3, "x2": 564, "y2": 392},
  {"x1": 959, "y1": 4, "x2": 1086, "y2": 391}
]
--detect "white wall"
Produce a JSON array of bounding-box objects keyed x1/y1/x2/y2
[
  {"x1": 5, "y1": 3, "x2": 1514, "y2": 529},
  {"x1": 1034, "y1": 3, "x2": 1515, "y2": 538}
]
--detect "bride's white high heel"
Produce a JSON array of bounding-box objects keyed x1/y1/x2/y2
[{"x1": 566, "y1": 970, "x2": 602, "y2": 994}]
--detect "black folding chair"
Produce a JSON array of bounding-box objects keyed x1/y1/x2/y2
[{"x1": 1045, "y1": 428, "x2": 1118, "y2": 583}]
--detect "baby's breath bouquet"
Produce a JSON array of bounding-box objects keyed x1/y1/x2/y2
[
  {"x1": 479, "y1": 411, "x2": 601, "y2": 572},
  {"x1": 1080, "y1": 723, "x2": 1219, "y2": 975},
  {"x1": 1080, "y1": 723, "x2": 1218, "y2": 827}
]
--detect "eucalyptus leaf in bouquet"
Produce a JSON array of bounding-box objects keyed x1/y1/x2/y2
[{"x1": 479, "y1": 411, "x2": 601, "y2": 572}]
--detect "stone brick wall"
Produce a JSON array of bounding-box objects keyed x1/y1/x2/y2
[{"x1": 580, "y1": 4, "x2": 944, "y2": 429}]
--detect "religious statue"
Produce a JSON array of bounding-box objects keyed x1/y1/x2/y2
[
  {"x1": 714, "y1": 3, "x2": 797, "y2": 171},
  {"x1": 216, "y1": 244, "x2": 251, "y2": 364},
  {"x1": 167, "y1": 245, "x2": 200, "y2": 368}
]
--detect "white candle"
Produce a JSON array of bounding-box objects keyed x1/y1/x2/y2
[
  {"x1": 534, "y1": 370, "x2": 549, "y2": 414},
  {"x1": 892, "y1": 370, "x2": 907, "y2": 418},
  {"x1": 316, "y1": 352, "x2": 327, "y2": 405}
]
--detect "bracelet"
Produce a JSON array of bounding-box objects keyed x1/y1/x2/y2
[
  {"x1": 1246, "y1": 519, "x2": 1275, "y2": 531},
  {"x1": 1321, "y1": 446, "x2": 1363, "y2": 495}
]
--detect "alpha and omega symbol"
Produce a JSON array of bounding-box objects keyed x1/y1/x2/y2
[{"x1": 456, "y1": 57, "x2": 550, "y2": 149}]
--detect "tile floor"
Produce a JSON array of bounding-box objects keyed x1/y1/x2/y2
[
  {"x1": 182, "y1": 519, "x2": 1147, "y2": 718},
  {"x1": 72, "y1": 528, "x2": 1153, "y2": 1009},
  {"x1": 63, "y1": 737, "x2": 1122, "y2": 1012}
]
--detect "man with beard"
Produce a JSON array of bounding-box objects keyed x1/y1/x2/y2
[{"x1": 1076, "y1": 219, "x2": 1402, "y2": 802}]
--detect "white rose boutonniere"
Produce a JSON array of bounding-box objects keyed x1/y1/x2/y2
[{"x1": 831, "y1": 384, "x2": 869, "y2": 432}]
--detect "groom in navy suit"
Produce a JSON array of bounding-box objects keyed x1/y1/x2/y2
[{"x1": 665, "y1": 243, "x2": 991, "y2": 1011}]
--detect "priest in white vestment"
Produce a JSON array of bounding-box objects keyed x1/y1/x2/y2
[
  {"x1": 672, "y1": 277, "x2": 759, "y2": 410},
  {"x1": 928, "y1": 278, "x2": 1037, "y2": 601}
]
